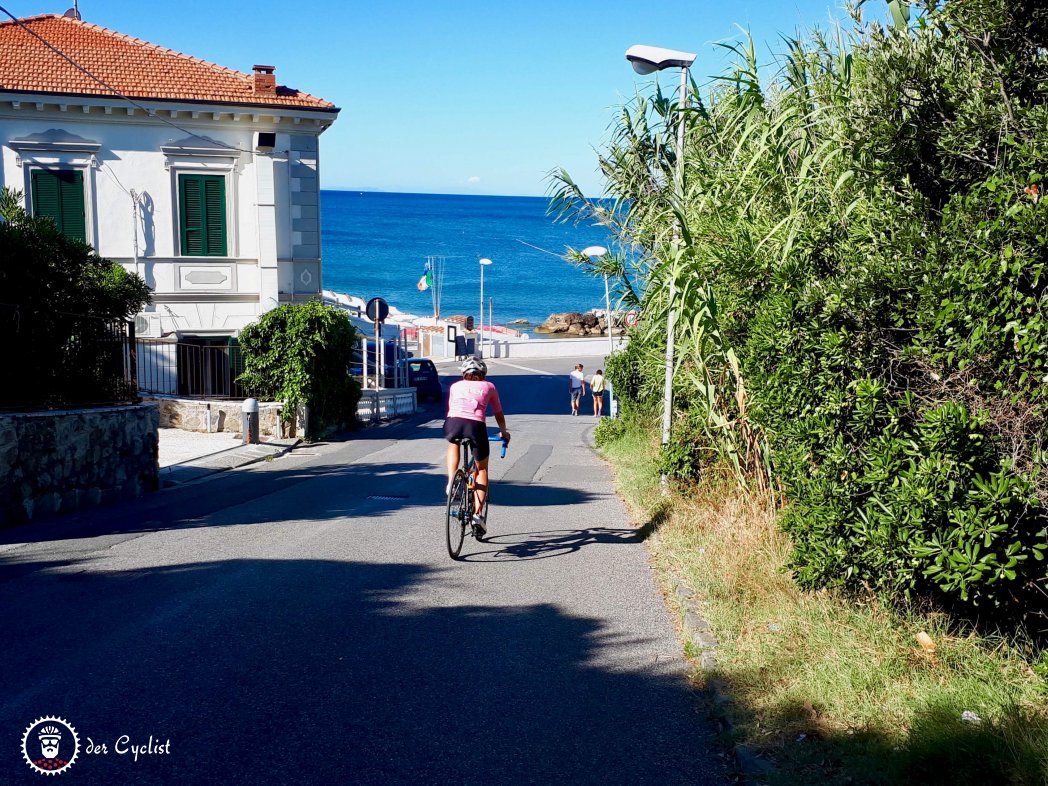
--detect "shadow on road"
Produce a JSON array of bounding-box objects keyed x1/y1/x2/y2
[
  {"x1": 0, "y1": 557, "x2": 726, "y2": 784},
  {"x1": 463, "y1": 526, "x2": 646, "y2": 562},
  {"x1": 0, "y1": 455, "x2": 602, "y2": 552}
]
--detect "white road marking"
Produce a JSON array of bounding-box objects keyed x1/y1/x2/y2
[{"x1": 488, "y1": 360, "x2": 553, "y2": 375}]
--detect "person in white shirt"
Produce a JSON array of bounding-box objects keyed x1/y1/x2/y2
[{"x1": 568, "y1": 363, "x2": 587, "y2": 416}]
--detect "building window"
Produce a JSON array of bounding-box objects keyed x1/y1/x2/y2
[
  {"x1": 31, "y1": 169, "x2": 86, "y2": 242},
  {"x1": 178, "y1": 174, "x2": 227, "y2": 256}
]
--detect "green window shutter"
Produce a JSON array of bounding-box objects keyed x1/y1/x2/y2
[
  {"x1": 179, "y1": 174, "x2": 205, "y2": 255},
  {"x1": 203, "y1": 176, "x2": 227, "y2": 256},
  {"x1": 31, "y1": 169, "x2": 85, "y2": 242},
  {"x1": 179, "y1": 174, "x2": 226, "y2": 256},
  {"x1": 58, "y1": 171, "x2": 86, "y2": 242}
]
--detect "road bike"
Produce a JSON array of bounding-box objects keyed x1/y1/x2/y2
[{"x1": 446, "y1": 436, "x2": 507, "y2": 559}]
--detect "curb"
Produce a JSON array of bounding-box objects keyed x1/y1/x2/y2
[
  {"x1": 160, "y1": 439, "x2": 301, "y2": 487},
  {"x1": 672, "y1": 574, "x2": 773, "y2": 782}
]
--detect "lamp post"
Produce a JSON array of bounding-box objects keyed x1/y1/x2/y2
[
  {"x1": 582, "y1": 245, "x2": 615, "y2": 417},
  {"x1": 625, "y1": 43, "x2": 696, "y2": 494},
  {"x1": 478, "y1": 257, "x2": 493, "y2": 357}
]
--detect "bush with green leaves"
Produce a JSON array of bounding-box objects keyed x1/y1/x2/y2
[
  {"x1": 0, "y1": 187, "x2": 151, "y2": 409},
  {"x1": 237, "y1": 300, "x2": 360, "y2": 437},
  {"x1": 553, "y1": 0, "x2": 1048, "y2": 624},
  {"x1": 593, "y1": 416, "x2": 627, "y2": 448}
]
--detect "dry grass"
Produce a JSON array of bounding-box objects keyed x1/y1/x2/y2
[{"x1": 601, "y1": 422, "x2": 1048, "y2": 785}]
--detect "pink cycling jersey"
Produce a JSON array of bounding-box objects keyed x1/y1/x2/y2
[{"x1": 446, "y1": 380, "x2": 502, "y2": 423}]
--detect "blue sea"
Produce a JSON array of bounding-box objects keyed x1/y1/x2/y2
[{"x1": 320, "y1": 191, "x2": 614, "y2": 327}]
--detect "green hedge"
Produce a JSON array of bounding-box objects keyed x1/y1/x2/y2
[
  {"x1": 237, "y1": 300, "x2": 360, "y2": 437},
  {"x1": 587, "y1": 0, "x2": 1048, "y2": 624}
]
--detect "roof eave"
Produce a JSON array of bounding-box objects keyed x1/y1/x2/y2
[{"x1": 0, "y1": 88, "x2": 339, "y2": 114}]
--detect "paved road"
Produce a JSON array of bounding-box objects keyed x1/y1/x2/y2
[{"x1": 0, "y1": 357, "x2": 727, "y2": 785}]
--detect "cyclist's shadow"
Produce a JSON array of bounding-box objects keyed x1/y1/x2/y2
[{"x1": 460, "y1": 526, "x2": 644, "y2": 562}]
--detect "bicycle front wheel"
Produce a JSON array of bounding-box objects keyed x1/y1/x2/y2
[{"x1": 446, "y1": 469, "x2": 468, "y2": 559}]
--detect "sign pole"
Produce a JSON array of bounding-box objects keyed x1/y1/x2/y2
[{"x1": 374, "y1": 320, "x2": 380, "y2": 391}]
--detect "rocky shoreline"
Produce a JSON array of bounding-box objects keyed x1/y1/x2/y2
[{"x1": 533, "y1": 310, "x2": 626, "y2": 337}]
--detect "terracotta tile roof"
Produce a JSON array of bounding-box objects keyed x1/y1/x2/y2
[{"x1": 0, "y1": 14, "x2": 336, "y2": 111}]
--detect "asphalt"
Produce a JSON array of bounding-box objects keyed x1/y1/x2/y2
[
  {"x1": 159, "y1": 437, "x2": 301, "y2": 486},
  {"x1": 0, "y1": 356, "x2": 728, "y2": 785}
]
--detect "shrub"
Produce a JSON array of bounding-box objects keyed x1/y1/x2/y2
[
  {"x1": 0, "y1": 187, "x2": 151, "y2": 409},
  {"x1": 555, "y1": 0, "x2": 1048, "y2": 624},
  {"x1": 656, "y1": 410, "x2": 710, "y2": 483},
  {"x1": 237, "y1": 300, "x2": 360, "y2": 437},
  {"x1": 593, "y1": 416, "x2": 627, "y2": 447}
]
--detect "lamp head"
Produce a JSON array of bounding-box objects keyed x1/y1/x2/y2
[
  {"x1": 479, "y1": 257, "x2": 493, "y2": 266},
  {"x1": 625, "y1": 44, "x2": 697, "y2": 75},
  {"x1": 581, "y1": 246, "x2": 608, "y2": 258}
]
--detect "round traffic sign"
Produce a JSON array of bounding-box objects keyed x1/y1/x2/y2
[
  {"x1": 624, "y1": 310, "x2": 639, "y2": 327},
  {"x1": 366, "y1": 297, "x2": 390, "y2": 323}
]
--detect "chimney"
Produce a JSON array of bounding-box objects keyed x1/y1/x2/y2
[{"x1": 252, "y1": 65, "x2": 276, "y2": 95}]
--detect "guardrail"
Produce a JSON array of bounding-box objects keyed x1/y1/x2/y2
[{"x1": 357, "y1": 388, "x2": 417, "y2": 423}]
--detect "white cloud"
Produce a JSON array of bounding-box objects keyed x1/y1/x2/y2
[{"x1": 466, "y1": 176, "x2": 481, "y2": 185}]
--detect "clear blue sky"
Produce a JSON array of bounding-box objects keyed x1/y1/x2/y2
[{"x1": 6, "y1": 0, "x2": 878, "y2": 196}]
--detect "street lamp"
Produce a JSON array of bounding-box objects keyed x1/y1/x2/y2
[
  {"x1": 478, "y1": 257, "x2": 493, "y2": 357},
  {"x1": 625, "y1": 43, "x2": 696, "y2": 494},
  {"x1": 582, "y1": 245, "x2": 615, "y2": 418}
]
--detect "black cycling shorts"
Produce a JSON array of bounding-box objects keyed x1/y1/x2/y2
[{"x1": 443, "y1": 417, "x2": 491, "y2": 461}]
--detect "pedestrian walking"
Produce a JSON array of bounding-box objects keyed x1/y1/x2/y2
[
  {"x1": 568, "y1": 363, "x2": 586, "y2": 416},
  {"x1": 590, "y1": 369, "x2": 606, "y2": 416}
]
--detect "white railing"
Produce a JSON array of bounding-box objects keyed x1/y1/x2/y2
[{"x1": 357, "y1": 388, "x2": 417, "y2": 423}]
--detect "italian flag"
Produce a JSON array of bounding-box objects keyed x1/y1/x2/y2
[{"x1": 416, "y1": 262, "x2": 432, "y2": 291}]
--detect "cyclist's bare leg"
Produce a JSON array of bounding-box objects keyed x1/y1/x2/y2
[
  {"x1": 474, "y1": 458, "x2": 489, "y2": 515},
  {"x1": 446, "y1": 442, "x2": 460, "y2": 488}
]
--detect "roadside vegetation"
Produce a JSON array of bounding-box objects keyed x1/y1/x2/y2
[
  {"x1": 237, "y1": 299, "x2": 361, "y2": 438},
  {"x1": 562, "y1": 0, "x2": 1048, "y2": 781},
  {"x1": 0, "y1": 186, "x2": 151, "y2": 409},
  {"x1": 599, "y1": 412, "x2": 1048, "y2": 783}
]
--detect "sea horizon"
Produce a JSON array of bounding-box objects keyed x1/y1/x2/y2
[
  {"x1": 320, "y1": 190, "x2": 616, "y2": 328},
  {"x1": 329, "y1": 187, "x2": 604, "y2": 201}
]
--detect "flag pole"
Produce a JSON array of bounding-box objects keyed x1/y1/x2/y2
[
  {"x1": 434, "y1": 256, "x2": 443, "y2": 320},
  {"x1": 429, "y1": 257, "x2": 437, "y2": 319}
]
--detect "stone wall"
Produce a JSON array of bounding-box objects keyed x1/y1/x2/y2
[
  {"x1": 0, "y1": 403, "x2": 159, "y2": 526},
  {"x1": 143, "y1": 396, "x2": 304, "y2": 439}
]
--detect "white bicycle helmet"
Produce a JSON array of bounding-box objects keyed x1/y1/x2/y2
[{"x1": 460, "y1": 357, "x2": 487, "y2": 376}]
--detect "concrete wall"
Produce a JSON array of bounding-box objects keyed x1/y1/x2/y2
[
  {"x1": 483, "y1": 336, "x2": 630, "y2": 359},
  {"x1": 144, "y1": 396, "x2": 304, "y2": 439},
  {"x1": 0, "y1": 404, "x2": 159, "y2": 526}
]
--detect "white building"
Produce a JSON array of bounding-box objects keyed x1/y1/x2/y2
[{"x1": 0, "y1": 13, "x2": 339, "y2": 346}]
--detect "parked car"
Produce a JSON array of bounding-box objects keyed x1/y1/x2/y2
[{"x1": 399, "y1": 358, "x2": 443, "y2": 402}]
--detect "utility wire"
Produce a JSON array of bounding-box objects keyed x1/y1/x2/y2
[
  {"x1": 0, "y1": 4, "x2": 296, "y2": 157},
  {"x1": 515, "y1": 238, "x2": 568, "y2": 259}
]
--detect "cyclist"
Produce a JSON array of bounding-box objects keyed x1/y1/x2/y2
[{"x1": 443, "y1": 357, "x2": 510, "y2": 535}]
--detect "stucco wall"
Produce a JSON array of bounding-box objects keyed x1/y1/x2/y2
[
  {"x1": 0, "y1": 404, "x2": 159, "y2": 526},
  {"x1": 0, "y1": 109, "x2": 330, "y2": 337}
]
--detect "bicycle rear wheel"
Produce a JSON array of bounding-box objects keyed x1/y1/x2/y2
[{"x1": 446, "y1": 469, "x2": 468, "y2": 559}]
